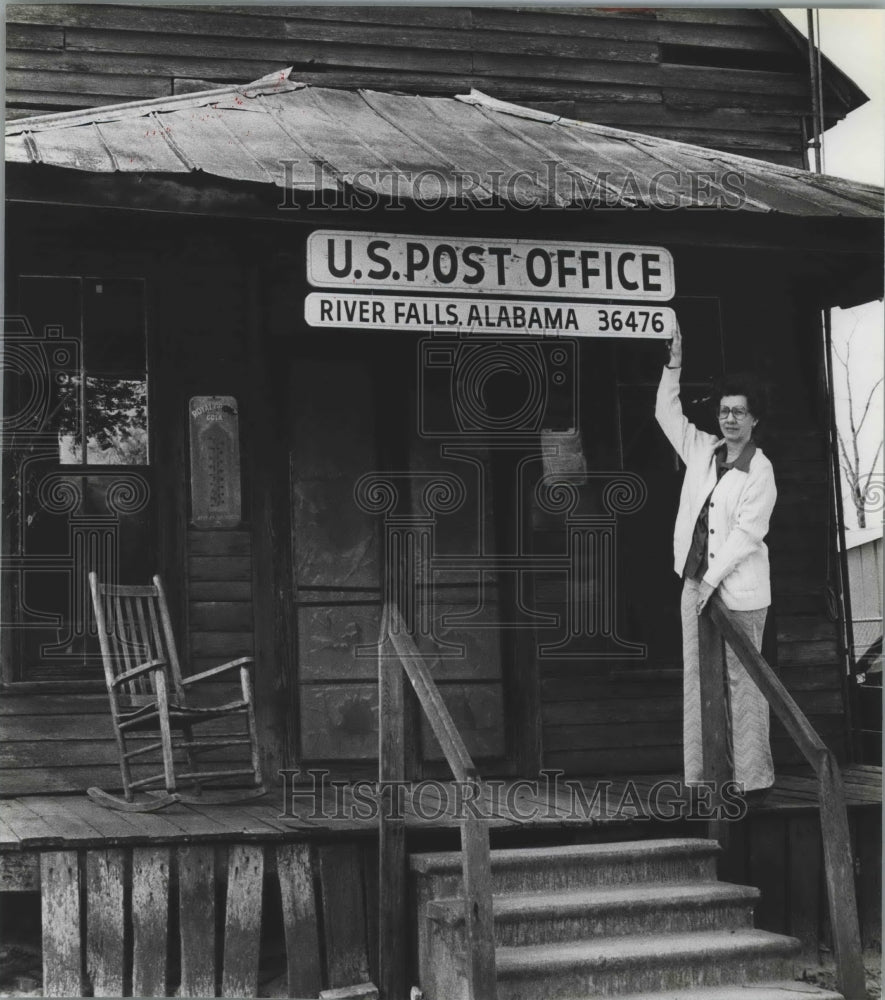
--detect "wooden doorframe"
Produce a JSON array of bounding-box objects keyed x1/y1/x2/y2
[{"x1": 258, "y1": 318, "x2": 540, "y2": 779}]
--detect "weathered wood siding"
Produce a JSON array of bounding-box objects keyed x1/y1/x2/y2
[
  {"x1": 0, "y1": 209, "x2": 267, "y2": 794},
  {"x1": 0, "y1": 208, "x2": 855, "y2": 792},
  {"x1": 538, "y1": 249, "x2": 850, "y2": 776},
  {"x1": 5, "y1": 5, "x2": 860, "y2": 167}
]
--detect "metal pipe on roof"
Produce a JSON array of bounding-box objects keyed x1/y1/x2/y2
[
  {"x1": 807, "y1": 9, "x2": 824, "y2": 174},
  {"x1": 815, "y1": 9, "x2": 828, "y2": 174}
]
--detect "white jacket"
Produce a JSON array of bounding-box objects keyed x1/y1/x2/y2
[{"x1": 655, "y1": 366, "x2": 777, "y2": 611}]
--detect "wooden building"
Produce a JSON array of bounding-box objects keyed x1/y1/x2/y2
[
  {"x1": 1, "y1": 6, "x2": 882, "y2": 999},
  {"x1": 5, "y1": 5, "x2": 867, "y2": 166}
]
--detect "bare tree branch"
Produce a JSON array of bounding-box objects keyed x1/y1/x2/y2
[
  {"x1": 855, "y1": 376, "x2": 884, "y2": 437},
  {"x1": 837, "y1": 428, "x2": 859, "y2": 492},
  {"x1": 831, "y1": 325, "x2": 882, "y2": 529},
  {"x1": 862, "y1": 442, "x2": 883, "y2": 493}
]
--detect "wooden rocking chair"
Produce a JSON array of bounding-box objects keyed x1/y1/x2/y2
[{"x1": 88, "y1": 571, "x2": 265, "y2": 811}]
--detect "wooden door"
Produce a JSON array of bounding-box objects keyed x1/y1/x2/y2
[{"x1": 286, "y1": 334, "x2": 513, "y2": 774}]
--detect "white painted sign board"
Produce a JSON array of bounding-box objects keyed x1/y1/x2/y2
[
  {"x1": 305, "y1": 293, "x2": 676, "y2": 339},
  {"x1": 307, "y1": 230, "x2": 675, "y2": 301}
]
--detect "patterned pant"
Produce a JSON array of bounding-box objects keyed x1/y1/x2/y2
[{"x1": 681, "y1": 577, "x2": 775, "y2": 792}]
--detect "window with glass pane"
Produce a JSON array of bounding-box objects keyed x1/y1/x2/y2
[
  {"x1": 53, "y1": 278, "x2": 149, "y2": 465},
  {"x1": 4, "y1": 276, "x2": 153, "y2": 681}
]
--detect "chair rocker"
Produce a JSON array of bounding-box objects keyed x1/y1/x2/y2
[{"x1": 88, "y1": 571, "x2": 265, "y2": 811}]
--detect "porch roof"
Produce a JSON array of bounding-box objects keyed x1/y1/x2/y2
[{"x1": 5, "y1": 68, "x2": 883, "y2": 218}]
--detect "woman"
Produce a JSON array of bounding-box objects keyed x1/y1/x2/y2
[{"x1": 655, "y1": 324, "x2": 776, "y2": 795}]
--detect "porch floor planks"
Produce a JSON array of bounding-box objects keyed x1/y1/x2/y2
[
  {"x1": 314, "y1": 784, "x2": 380, "y2": 833},
  {"x1": 146, "y1": 801, "x2": 234, "y2": 840},
  {"x1": 21, "y1": 796, "x2": 112, "y2": 845},
  {"x1": 237, "y1": 798, "x2": 321, "y2": 834},
  {"x1": 405, "y1": 781, "x2": 525, "y2": 830},
  {"x1": 0, "y1": 766, "x2": 879, "y2": 850},
  {"x1": 179, "y1": 800, "x2": 284, "y2": 839},
  {"x1": 508, "y1": 778, "x2": 597, "y2": 827},
  {"x1": 0, "y1": 815, "x2": 22, "y2": 848},
  {"x1": 484, "y1": 780, "x2": 548, "y2": 829},
  {"x1": 59, "y1": 793, "x2": 187, "y2": 844},
  {"x1": 402, "y1": 780, "x2": 463, "y2": 830},
  {"x1": 2, "y1": 798, "x2": 68, "y2": 846}
]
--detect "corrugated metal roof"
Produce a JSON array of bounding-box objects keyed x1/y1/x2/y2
[{"x1": 6, "y1": 68, "x2": 882, "y2": 218}]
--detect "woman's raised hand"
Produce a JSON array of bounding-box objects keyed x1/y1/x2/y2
[{"x1": 668, "y1": 321, "x2": 683, "y2": 367}]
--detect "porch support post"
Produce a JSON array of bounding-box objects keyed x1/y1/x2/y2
[
  {"x1": 697, "y1": 611, "x2": 732, "y2": 851},
  {"x1": 817, "y1": 751, "x2": 866, "y2": 1000},
  {"x1": 379, "y1": 616, "x2": 407, "y2": 1000}
]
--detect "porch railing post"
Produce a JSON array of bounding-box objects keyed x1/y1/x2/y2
[
  {"x1": 817, "y1": 750, "x2": 866, "y2": 1000},
  {"x1": 378, "y1": 608, "x2": 407, "y2": 1000},
  {"x1": 709, "y1": 596, "x2": 866, "y2": 1000},
  {"x1": 382, "y1": 602, "x2": 497, "y2": 1000},
  {"x1": 697, "y1": 610, "x2": 732, "y2": 850},
  {"x1": 462, "y1": 791, "x2": 497, "y2": 1000}
]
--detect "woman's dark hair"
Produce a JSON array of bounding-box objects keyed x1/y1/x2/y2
[{"x1": 712, "y1": 372, "x2": 768, "y2": 425}]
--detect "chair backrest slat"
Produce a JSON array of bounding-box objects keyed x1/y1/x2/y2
[
  {"x1": 89, "y1": 572, "x2": 119, "y2": 705},
  {"x1": 105, "y1": 597, "x2": 123, "y2": 671},
  {"x1": 133, "y1": 595, "x2": 155, "y2": 696},
  {"x1": 145, "y1": 592, "x2": 166, "y2": 661},
  {"x1": 123, "y1": 595, "x2": 147, "y2": 693},
  {"x1": 113, "y1": 595, "x2": 133, "y2": 676},
  {"x1": 153, "y1": 576, "x2": 185, "y2": 700}
]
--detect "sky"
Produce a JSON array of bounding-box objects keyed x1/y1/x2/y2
[{"x1": 782, "y1": 8, "x2": 884, "y2": 532}]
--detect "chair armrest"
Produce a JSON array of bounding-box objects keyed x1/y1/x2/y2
[
  {"x1": 111, "y1": 658, "x2": 166, "y2": 688},
  {"x1": 181, "y1": 657, "x2": 254, "y2": 687}
]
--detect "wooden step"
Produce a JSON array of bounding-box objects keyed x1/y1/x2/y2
[
  {"x1": 494, "y1": 928, "x2": 801, "y2": 999},
  {"x1": 607, "y1": 985, "x2": 843, "y2": 1000},
  {"x1": 410, "y1": 837, "x2": 719, "y2": 898},
  {"x1": 425, "y1": 881, "x2": 759, "y2": 944}
]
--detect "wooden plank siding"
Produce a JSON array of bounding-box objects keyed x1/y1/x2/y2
[
  {"x1": 0, "y1": 213, "x2": 261, "y2": 796},
  {"x1": 187, "y1": 529, "x2": 255, "y2": 678},
  {"x1": 4, "y1": 5, "x2": 860, "y2": 167},
  {"x1": 0, "y1": 210, "x2": 857, "y2": 792},
  {"x1": 536, "y1": 267, "x2": 849, "y2": 778}
]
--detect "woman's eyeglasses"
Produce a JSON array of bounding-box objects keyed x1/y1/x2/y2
[{"x1": 718, "y1": 406, "x2": 750, "y2": 420}]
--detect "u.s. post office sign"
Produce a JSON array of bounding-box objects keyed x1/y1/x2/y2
[{"x1": 307, "y1": 231, "x2": 675, "y2": 301}]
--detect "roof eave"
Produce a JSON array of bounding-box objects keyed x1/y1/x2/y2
[{"x1": 765, "y1": 10, "x2": 870, "y2": 120}]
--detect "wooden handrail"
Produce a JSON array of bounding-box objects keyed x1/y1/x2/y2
[
  {"x1": 706, "y1": 594, "x2": 865, "y2": 1000},
  {"x1": 378, "y1": 601, "x2": 497, "y2": 1000},
  {"x1": 386, "y1": 605, "x2": 475, "y2": 784}
]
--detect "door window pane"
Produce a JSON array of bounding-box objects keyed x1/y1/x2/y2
[{"x1": 85, "y1": 376, "x2": 148, "y2": 465}]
